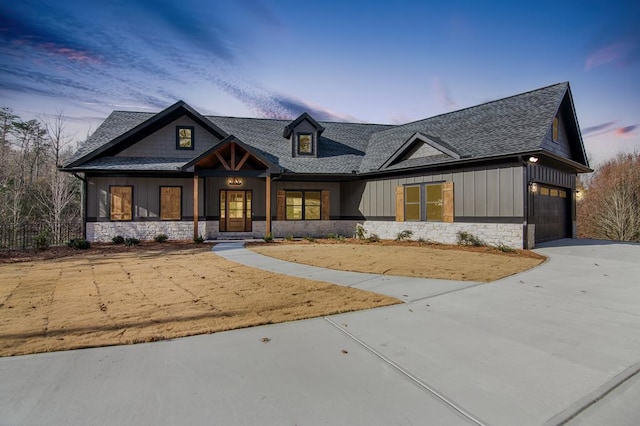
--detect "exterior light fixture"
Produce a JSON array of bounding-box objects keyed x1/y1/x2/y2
[
  {"x1": 228, "y1": 177, "x2": 242, "y2": 186},
  {"x1": 530, "y1": 182, "x2": 539, "y2": 193},
  {"x1": 528, "y1": 156, "x2": 539, "y2": 163},
  {"x1": 575, "y1": 189, "x2": 583, "y2": 201}
]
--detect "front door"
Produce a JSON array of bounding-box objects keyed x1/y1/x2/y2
[{"x1": 220, "y1": 190, "x2": 252, "y2": 232}]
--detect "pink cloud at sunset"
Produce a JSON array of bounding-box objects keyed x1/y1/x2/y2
[
  {"x1": 614, "y1": 125, "x2": 637, "y2": 137},
  {"x1": 585, "y1": 41, "x2": 629, "y2": 70}
]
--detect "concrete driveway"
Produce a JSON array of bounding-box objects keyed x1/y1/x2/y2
[{"x1": 1, "y1": 239, "x2": 639, "y2": 425}]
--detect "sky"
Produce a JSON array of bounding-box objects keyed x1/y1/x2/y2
[{"x1": 1, "y1": 0, "x2": 638, "y2": 167}]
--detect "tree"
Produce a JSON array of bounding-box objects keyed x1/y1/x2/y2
[
  {"x1": 35, "y1": 111, "x2": 80, "y2": 244},
  {"x1": 578, "y1": 152, "x2": 640, "y2": 242}
]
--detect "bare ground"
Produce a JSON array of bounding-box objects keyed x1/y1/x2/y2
[
  {"x1": 0, "y1": 242, "x2": 399, "y2": 357},
  {"x1": 249, "y1": 239, "x2": 546, "y2": 282}
]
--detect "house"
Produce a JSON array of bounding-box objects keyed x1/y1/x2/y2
[{"x1": 62, "y1": 82, "x2": 591, "y2": 249}]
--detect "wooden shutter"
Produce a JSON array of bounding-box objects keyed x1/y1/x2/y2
[
  {"x1": 110, "y1": 186, "x2": 132, "y2": 221},
  {"x1": 219, "y1": 191, "x2": 226, "y2": 232},
  {"x1": 442, "y1": 181, "x2": 454, "y2": 223},
  {"x1": 395, "y1": 186, "x2": 404, "y2": 222},
  {"x1": 160, "y1": 187, "x2": 181, "y2": 220},
  {"x1": 276, "y1": 190, "x2": 285, "y2": 220},
  {"x1": 321, "y1": 190, "x2": 330, "y2": 220}
]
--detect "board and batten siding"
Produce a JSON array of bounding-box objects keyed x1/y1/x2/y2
[
  {"x1": 86, "y1": 176, "x2": 204, "y2": 220},
  {"x1": 346, "y1": 165, "x2": 524, "y2": 219},
  {"x1": 116, "y1": 116, "x2": 223, "y2": 159}
]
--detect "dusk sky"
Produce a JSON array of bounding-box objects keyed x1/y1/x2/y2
[{"x1": 1, "y1": 0, "x2": 638, "y2": 166}]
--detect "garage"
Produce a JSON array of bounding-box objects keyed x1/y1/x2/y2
[{"x1": 532, "y1": 185, "x2": 570, "y2": 243}]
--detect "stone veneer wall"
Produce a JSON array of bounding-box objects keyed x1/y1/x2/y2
[
  {"x1": 87, "y1": 220, "x2": 524, "y2": 248},
  {"x1": 361, "y1": 221, "x2": 524, "y2": 249},
  {"x1": 87, "y1": 221, "x2": 207, "y2": 242},
  {"x1": 271, "y1": 220, "x2": 359, "y2": 239}
]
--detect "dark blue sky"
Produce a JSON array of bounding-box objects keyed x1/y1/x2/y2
[{"x1": 1, "y1": 0, "x2": 638, "y2": 165}]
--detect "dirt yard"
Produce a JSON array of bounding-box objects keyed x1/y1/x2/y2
[
  {"x1": 249, "y1": 240, "x2": 545, "y2": 282},
  {"x1": 0, "y1": 243, "x2": 399, "y2": 357}
]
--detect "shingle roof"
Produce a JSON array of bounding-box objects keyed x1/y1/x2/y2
[
  {"x1": 359, "y1": 82, "x2": 569, "y2": 172},
  {"x1": 66, "y1": 112, "x2": 154, "y2": 165},
  {"x1": 65, "y1": 82, "x2": 577, "y2": 174}
]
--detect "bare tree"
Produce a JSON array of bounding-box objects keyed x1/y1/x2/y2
[
  {"x1": 578, "y1": 152, "x2": 640, "y2": 242},
  {"x1": 35, "y1": 111, "x2": 80, "y2": 244}
]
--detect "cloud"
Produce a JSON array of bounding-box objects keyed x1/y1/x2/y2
[
  {"x1": 0, "y1": 5, "x2": 104, "y2": 64},
  {"x1": 585, "y1": 41, "x2": 630, "y2": 70},
  {"x1": 582, "y1": 121, "x2": 616, "y2": 135},
  {"x1": 615, "y1": 125, "x2": 637, "y2": 136}
]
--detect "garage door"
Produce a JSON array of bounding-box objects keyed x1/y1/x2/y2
[{"x1": 533, "y1": 185, "x2": 570, "y2": 243}]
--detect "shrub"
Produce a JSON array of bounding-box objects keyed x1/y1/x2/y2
[
  {"x1": 263, "y1": 233, "x2": 273, "y2": 242},
  {"x1": 34, "y1": 230, "x2": 50, "y2": 250},
  {"x1": 495, "y1": 243, "x2": 516, "y2": 253},
  {"x1": 124, "y1": 237, "x2": 140, "y2": 247},
  {"x1": 154, "y1": 233, "x2": 168, "y2": 242},
  {"x1": 112, "y1": 235, "x2": 125, "y2": 244},
  {"x1": 367, "y1": 233, "x2": 380, "y2": 243},
  {"x1": 193, "y1": 235, "x2": 204, "y2": 244},
  {"x1": 456, "y1": 231, "x2": 485, "y2": 247},
  {"x1": 67, "y1": 238, "x2": 91, "y2": 250},
  {"x1": 285, "y1": 234, "x2": 294, "y2": 241},
  {"x1": 354, "y1": 224, "x2": 366, "y2": 240},
  {"x1": 327, "y1": 233, "x2": 345, "y2": 242},
  {"x1": 396, "y1": 230, "x2": 414, "y2": 241},
  {"x1": 304, "y1": 236, "x2": 316, "y2": 242}
]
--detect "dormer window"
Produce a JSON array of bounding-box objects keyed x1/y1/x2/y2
[
  {"x1": 552, "y1": 116, "x2": 559, "y2": 142},
  {"x1": 283, "y1": 112, "x2": 324, "y2": 158},
  {"x1": 176, "y1": 126, "x2": 194, "y2": 150},
  {"x1": 297, "y1": 133, "x2": 313, "y2": 155}
]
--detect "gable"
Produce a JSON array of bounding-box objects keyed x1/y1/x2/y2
[
  {"x1": 540, "y1": 90, "x2": 589, "y2": 167},
  {"x1": 381, "y1": 132, "x2": 461, "y2": 170},
  {"x1": 117, "y1": 115, "x2": 224, "y2": 159}
]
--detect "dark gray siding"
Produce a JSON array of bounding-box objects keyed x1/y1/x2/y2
[
  {"x1": 117, "y1": 116, "x2": 223, "y2": 159},
  {"x1": 87, "y1": 176, "x2": 203, "y2": 219},
  {"x1": 541, "y1": 113, "x2": 572, "y2": 159},
  {"x1": 345, "y1": 164, "x2": 524, "y2": 219}
]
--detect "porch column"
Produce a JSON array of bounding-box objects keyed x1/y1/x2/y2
[
  {"x1": 265, "y1": 174, "x2": 271, "y2": 235},
  {"x1": 193, "y1": 174, "x2": 199, "y2": 239}
]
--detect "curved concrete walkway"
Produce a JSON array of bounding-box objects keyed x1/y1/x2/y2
[
  {"x1": 212, "y1": 242, "x2": 484, "y2": 303},
  {"x1": 1, "y1": 239, "x2": 639, "y2": 425}
]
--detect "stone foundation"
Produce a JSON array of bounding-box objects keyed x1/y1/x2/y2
[
  {"x1": 86, "y1": 219, "x2": 524, "y2": 248},
  {"x1": 361, "y1": 221, "x2": 524, "y2": 249},
  {"x1": 87, "y1": 221, "x2": 207, "y2": 242}
]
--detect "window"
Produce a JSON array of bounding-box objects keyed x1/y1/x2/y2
[
  {"x1": 176, "y1": 126, "x2": 194, "y2": 150},
  {"x1": 110, "y1": 186, "x2": 132, "y2": 221},
  {"x1": 160, "y1": 186, "x2": 181, "y2": 220},
  {"x1": 297, "y1": 133, "x2": 312, "y2": 154},
  {"x1": 404, "y1": 186, "x2": 420, "y2": 221},
  {"x1": 425, "y1": 183, "x2": 443, "y2": 221},
  {"x1": 552, "y1": 116, "x2": 559, "y2": 142},
  {"x1": 286, "y1": 190, "x2": 321, "y2": 220},
  {"x1": 401, "y1": 182, "x2": 448, "y2": 222}
]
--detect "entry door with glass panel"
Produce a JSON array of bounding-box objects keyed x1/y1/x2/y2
[{"x1": 220, "y1": 190, "x2": 252, "y2": 232}]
